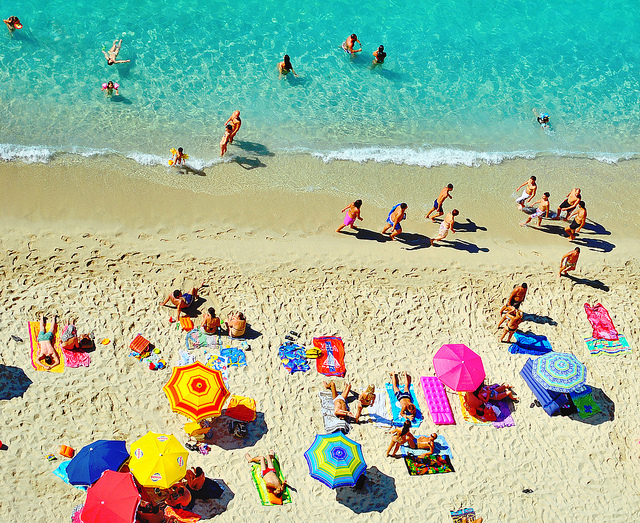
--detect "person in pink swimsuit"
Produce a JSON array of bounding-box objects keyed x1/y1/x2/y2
[{"x1": 336, "y1": 200, "x2": 363, "y2": 232}]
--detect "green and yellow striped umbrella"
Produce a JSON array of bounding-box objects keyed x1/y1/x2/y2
[{"x1": 304, "y1": 433, "x2": 366, "y2": 488}]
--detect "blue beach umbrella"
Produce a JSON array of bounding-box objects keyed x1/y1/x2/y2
[
  {"x1": 532, "y1": 352, "x2": 587, "y2": 393},
  {"x1": 304, "y1": 433, "x2": 366, "y2": 489},
  {"x1": 66, "y1": 440, "x2": 129, "y2": 486}
]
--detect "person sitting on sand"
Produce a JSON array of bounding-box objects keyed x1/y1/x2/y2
[
  {"x1": 278, "y1": 54, "x2": 298, "y2": 77},
  {"x1": 220, "y1": 124, "x2": 233, "y2": 157},
  {"x1": 225, "y1": 311, "x2": 246, "y2": 337},
  {"x1": 336, "y1": 199, "x2": 363, "y2": 233},
  {"x1": 353, "y1": 385, "x2": 376, "y2": 423},
  {"x1": 559, "y1": 247, "x2": 580, "y2": 277},
  {"x1": 201, "y1": 307, "x2": 221, "y2": 334},
  {"x1": 382, "y1": 203, "x2": 407, "y2": 241},
  {"x1": 60, "y1": 321, "x2": 79, "y2": 351},
  {"x1": 245, "y1": 452, "x2": 287, "y2": 498},
  {"x1": 4, "y1": 16, "x2": 21, "y2": 31},
  {"x1": 500, "y1": 282, "x2": 527, "y2": 314},
  {"x1": 515, "y1": 176, "x2": 537, "y2": 209},
  {"x1": 342, "y1": 33, "x2": 362, "y2": 54},
  {"x1": 565, "y1": 201, "x2": 587, "y2": 241},
  {"x1": 225, "y1": 110, "x2": 241, "y2": 143},
  {"x1": 102, "y1": 39, "x2": 131, "y2": 65},
  {"x1": 372, "y1": 45, "x2": 386, "y2": 67},
  {"x1": 165, "y1": 484, "x2": 192, "y2": 510},
  {"x1": 465, "y1": 383, "x2": 518, "y2": 421},
  {"x1": 499, "y1": 308, "x2": 523, "y2": 343},
  {"x1": 36, "y1": 314, "x2": 60, "y2": 370},
  {"x1": 324, "y1": 381, "x2": 355, "y2": 421},
  {"x1": 520, "y1": 192, "x2": 550, "y2": 227},
  {"x1": 430, "y1": 209, "x2": 458, "y2": 245},
  {"x1": 425, "y1": 184, "x2": 453, "y2": 222},
  {"x1": 386, "y1": 419, "x2": 413, "y2": 457},
  {"x1": 160, "y1": 281, "x2": 204, "y2": 320},
  {"x1": 390, "y1": 372, "x2": 417, "y2": 422},
  {"x1": 184, "y1": 467, "x2": 223, "y2": 505},
  {"x1": 555, "y1": 188, "x2": 581, "y2": 221}
]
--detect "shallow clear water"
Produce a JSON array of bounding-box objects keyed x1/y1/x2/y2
[{"x1": 2, "y1": 0, "x2": 640, "y2": 166}]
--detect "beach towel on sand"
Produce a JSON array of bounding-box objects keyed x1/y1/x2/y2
[
  {"x1": 451, "y1": 508, "x2": 477, "y2": 522},
  {"x1": 401, "y1": 435, "x2": 452, "y2": 460},
  {"x1": 319, "y1": 390, "x2": 350, "y2": 434},
  {"x1": 458, "y1": 389, "x2": 515, "y2": 429},
  {"x1": 313, "y1": 337, "x2": 346, "y2": 377},
  {"x1": 570, "y1": 386, "x2": 601, "y2": 419},
  {"x1": 585, "y1": 335, "x2": 631, "y2": 356},
  {"x1": 63, "y1": 348, "x2": 91, "y2": 368},
  {"x1": 403, "y1": 452, "x2": 454, "y2": 476},
  {"x1": 250, "y1": 454, "x2": 292, "y2": 506},
  {"x1": 385, "y1": 383, "x2": 423, "y2": 428},
  {"x1": 278, "y1": 343, "x2": 310, "y2": 374},
  {"x1": 28, "y1": 321, "x2": 64, "y2": 373},
  {"x1": 367, "y1": 387, "x2": 393, "y2": 428},
  {"x1": 584, "y1": 303, "x2": 619, "y2": 341},
  {"x1": 509, "y1": 332, "x2": 553, "y2": 356}
]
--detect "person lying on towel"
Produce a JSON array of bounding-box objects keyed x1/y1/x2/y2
[
  {"x1": 465, "y1": 383, "x2": 519, "y2": 421},
  {"x1": 324, "y1": 381, "x2": 357, "y2": 422},
  {"x1": 245, "y1": 452, "x2": 287, "y2": 499},
  {"x1": 36, "y1": 314, "x2": 61, "y2": 370},
  {"x1": 390, "y1": 372, "x2": 417, "y2": 422}
]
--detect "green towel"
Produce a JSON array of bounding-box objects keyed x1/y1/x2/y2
[
  {"x1": 250, "y1": 455, "x2": 292, "y2": 506},
  {"x1": 570, "y1": 387, "x2": 602, "y2": 419}
]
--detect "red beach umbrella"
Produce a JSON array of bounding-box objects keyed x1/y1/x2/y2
[
  {"x1": 80, "y1": 470, "x2": 140, "y2": 523},
  {"x1": 433, "y1": 344, "x2": 485, "y2": 392}
]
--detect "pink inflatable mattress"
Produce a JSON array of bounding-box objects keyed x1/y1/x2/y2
[{"x1": 420, "y1": 376, "x2": 455, "y2": 425}]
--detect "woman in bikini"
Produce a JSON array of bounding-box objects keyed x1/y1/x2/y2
[
  {"x1": 225, "y1": 311, "x2": 246, "y2": 338},
  {"x1": 278, "y1": 54, "x2": 298, "y2": 77},
  {"x1": 336, "y1": 199, "x2": 363, "y2": 233},
  {"x1": 324, "y1": 381, "x2": 355, "y2": 421},
  {"x1": 353, "y1": 385, "x2": 375, "y2": 422},
  {"x1": 102, "y1": 39, "x2": 131, "y2": 65},
  {"x1": 201, "y1": 307, "x2": 220, "y2": 334},
  {"x1": 245, "y1": 452, "x2": 286, "y2": 498}
]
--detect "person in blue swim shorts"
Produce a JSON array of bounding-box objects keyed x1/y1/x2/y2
[
  {"x1": 160, "y1": 281, "x2": 205, "y2": 320},
  {"x1": 382, "y1": 203, "x2": 407, "y2": 240}
]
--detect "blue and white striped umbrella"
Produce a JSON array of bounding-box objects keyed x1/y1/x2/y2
[
  {"x1": 533, "y1": 352, "x2": 586, "y2": 393},
  {"x1": 304, "y1": 433, "x2": 366, "y2": 489}
]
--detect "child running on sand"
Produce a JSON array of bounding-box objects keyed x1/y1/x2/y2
[{"x1": 336, "y1": 200, "x2": 363, "y2": 233}]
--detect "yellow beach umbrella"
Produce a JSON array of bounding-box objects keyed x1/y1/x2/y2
[
  {"x1": 128, "y1": 432, "x2": 188, "y2": 489},
  {"x1": 163, "y1": 361, "x2": 230, "y2": 422}
]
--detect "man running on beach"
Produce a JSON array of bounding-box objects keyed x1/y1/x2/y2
[
  {"x1": 382, "y1": 203, "x2": 407, "y2": 241},
  {"x1": 102, "y1": 39, "x2": 131, "y2": 65},
  {"x1": 225, "y1": 110, "x2": 241, "y2": 143},
  {"x1": 555, "y1": 188, "x2": 581, "y2": 220},
  {"x1": 160, "y1": 281, "x2": 204, "y2": 320},
  {"x1": 520, "y1": 192, "x2": 550, "y2": 227},
  {"x1": 425, "y1": 184, "x2": 453, "y2": 222},
  {"x1": 565, "y1": 201, "x2": 587, "y2": 240},
  {"x1": 500, "y1": 283, "x2": 527, "y2": 314},
  {"x1": 515, "y1": 176, "x2": 537, "y2": 209},
  {"x1": 559, "y1": 247, "x2": 580, "y2": 277},
  {"x1": 430, "y1": 209, "x2": 458, "y2": 245}
]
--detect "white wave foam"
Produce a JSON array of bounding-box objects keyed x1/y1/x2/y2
[
  {"x1": 124, "y1": 152, "x2": 166, "y2": 166},
  {"x1": 0, "y1": 143, "x2": 55, "y2": 163},
  {"x1": 313, "y1": 146, "x2": 537, "y2": 168}
]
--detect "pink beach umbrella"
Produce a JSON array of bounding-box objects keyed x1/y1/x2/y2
[{"x1": 433, "y1": 344, "x2": 485, "y2": 392}]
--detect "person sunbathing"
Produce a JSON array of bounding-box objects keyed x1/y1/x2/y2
[
  {"x1": 245, "y1": 452, "x2": 286, "y2": 498},
  {"x1": 390, "y1": 372, "x2": 417, "y2": 421},
  {"x1": 60, "y1": 321, "x2": 79, "y2": 350},
  {"x1": 324, "y1": 381, "x2": 355, "y2": 421},
  {"x1": 165, "y1": 484, "x2": 192, "y2": 509},
  {"x1": 36, "y1": 314, "x2": 60, "y2": 370},
  {"x1": 408, "y1": 432, "x2": 438, "y2": 454},
  {"x1": 201, "y1": 307, "x2": 221, "y2": 334},
  {"x1": 225, "y1": 311, "x2": 246, "y2": 338},
  {"x1": 465, "y1": 383, "x2": 518, "y2": 421},
  {"x1": 386, "y1": 420, "x2": 413, "y2": 457},
  {"x1": 353, "y1": 385, "x2": 376, "y2": 422},
  {"x1": 160, "y1": 281, "x2": 204, "y2": 320}
]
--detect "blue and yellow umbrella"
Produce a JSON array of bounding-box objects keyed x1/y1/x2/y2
[
  {"x1": 533, "y1": 351, "x2": 587, "y2": 393},
  {"x1": 304, "y1": 433, "x2": 366, "y2": 488}
]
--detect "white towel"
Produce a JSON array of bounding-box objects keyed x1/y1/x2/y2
[{"x1": 368, "y1": 386, "x2": 393, "y2": 428}]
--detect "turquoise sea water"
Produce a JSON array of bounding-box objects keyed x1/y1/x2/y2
[{"x1": 2, "y1": 0, "x2": 640, "y2": 167}]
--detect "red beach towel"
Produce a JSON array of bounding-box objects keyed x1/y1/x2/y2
[
  {"x1": 63, "y1": 348, "x2": 91, "y2": 368},
  {"x1": 584, "y1": 303, "x2": 619, "y2": 341},
  {"x1": 313, "y1": 336, "x2": 346, "y2": 377}
]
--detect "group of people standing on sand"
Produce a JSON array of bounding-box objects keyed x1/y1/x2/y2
[{"x1": 336, "y1": 183, "x2": 459, "y2": 246}]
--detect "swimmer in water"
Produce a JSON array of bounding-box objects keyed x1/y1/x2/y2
[
  {"x1": 101, "y1": 81, "x2": 119, "y2": 96},
  {"x1": 172, "y1": 147, "x2": 186, "y2": 166},
  {"x1": 532, "y1": 108, "x2": 550, "y2": 127},
  {"x1": 102, "y1": 39, "x2": 131, "y2": 65},
  {"x1": 372, "y1": 45, "x2": 386, "y2": 67},
  {"x1": 342, "y1": 33, "x2": 362, "y2": 55},
  {"x1": 220, "y1": 124, "x2": 233, "y2": 157},
  {"x1": 278, "y1": 54, "x2": 298, "y2": 78},
  {"x1": 3, "y1": 16, "x2": 21, "y2": 31}
]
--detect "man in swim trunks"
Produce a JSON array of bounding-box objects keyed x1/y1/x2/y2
[
  {"x1": 515, "y1": 176, "x2": 537, "y2": 210},
  {"x1": 565, "y1": 201, "x2": 587, "y2": 241},
  {"x1": 520, "y1": 192, "x2": 550, "y2": 227},
  {"x1": 37, "y1": 314, "x2": 61, "y2": 370},
  {"x1": 225, "y1": 110, "x2": 242, "y2": 143},
  {"x1": 160, "y1": 281, "x2": 204, "y2": 320},
  {"x1": 342, "y1": 33, "x2": 362, "y2": 54},
  {"x1": 390, "y1": 372, "x2": 417, "y2": 422},
  {"x1": 554, "y1": 188, "x2": 581, "y2": 220},
  {"x1": 372, "y1": 45, "x2": 386, "y2": 67},
  {"x1": 3, "y1": 16, "x2": 21, "y2": 31},
  {"x1": 336, "y1": 199, "x2": 363, "y2": 233},
  {"x1": 245, "y1": 452, "x2": 286, "y2": 498},
  {"x1": 500, "y1": 282, "x2": 527, "y2": 314},
  {"x1": 559, "y1": 246, "x2": 580, "y2": 277},
  {"x1": 430, "y1": 209, "x2": 458, "y2": 245},
  {"x1": 425, "y1": 184, "x2": 453, "y2": 222},
  {"x1": 382, "y1": 203, "x2": 407, "y2": 240},
  {"x1": 102, "y1": 39, "x2": 131, "y2": 65},
  {"x1": 324, "y1": 381, "x2": 355, "y2": 421}
]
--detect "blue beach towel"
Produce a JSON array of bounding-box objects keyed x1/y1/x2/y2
[
  {"x1": 278, "y1": 343, "x2": 309, "y2": 374},
  {"x1": 52, "y1": 461, "x2": 88, "y2": 491},
  {"x1": 385, "y1": 382, "x2": 423, "y2": 428},
  {"x1": 509, "y1": 332, "x2": 553, "y2": 356},
  {"x1": 401, "y1": 435, "x2": 452, "y2": 459},
  {"x1": 220, "y1": 346, "x2": 247, "y2": 367}
]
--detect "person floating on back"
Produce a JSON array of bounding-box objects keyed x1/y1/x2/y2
[{"x1": 103, "y1": 39, "x2": 130, "y2": 65}]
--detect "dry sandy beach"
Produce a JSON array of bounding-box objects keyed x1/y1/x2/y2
[{"x1": 1, "y1": 156, "x2": 639, "y2": 522}]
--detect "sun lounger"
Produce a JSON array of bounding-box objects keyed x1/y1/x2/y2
[
  {"x1": 318, "y1": 390, "x2": 350, "y2": 434},
  {"x1": 419, "y1": 377, "x2": 455, "y2": 425},
  {"x1": 519, "y1": 358, "x2": 570, "y2": 416}
]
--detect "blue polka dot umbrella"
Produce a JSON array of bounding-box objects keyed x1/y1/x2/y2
[
  {"x1": 304, "y1": 433, "x2": 366, "y2": 489},
  {"x1": 532, "y1": 352, "x2": 587, "y2": 393}
]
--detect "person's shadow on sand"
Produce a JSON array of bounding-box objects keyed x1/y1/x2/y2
[
  {"x1": 350, "y1": 228, "x2": 389, "y2": 243},
  {"x1": 563, "y1": 274, "x2": 610, "y2": 292},
  {"x1": 175, "y1": 165, "x2": 207, "y2": 177},
  {"x1": 430, "y1": 239, "x2": 490, "y2": 253},
  {"x1": 232, "y1": 140, "x2": 274, "y2": 157},
  {"x1": 454, "y1": 218, "x2": 488, "y2": 233},
  {"x1": 203, "y1": 412, "x2": 268, "y2": 450},
  {"x1": 335, "y1": 467, "x2": 398, "y2": 513},
  {"x1": 233, "y1": 156, "x2": 267, "y2": 170}
]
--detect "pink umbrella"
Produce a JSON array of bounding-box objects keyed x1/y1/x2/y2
[{"x1": 433, "y1": 344, "x2": 485, "y2": 392}]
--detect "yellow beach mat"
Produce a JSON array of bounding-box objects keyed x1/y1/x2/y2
[
  {"x1": 457, "y1": 393, "x2": 491, "y2": 425},
  {"x1": 28, "y1": 321, "x2": 64, "y2": 373}
]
